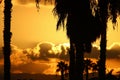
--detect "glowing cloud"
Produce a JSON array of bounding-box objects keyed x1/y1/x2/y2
[{"x1": 0, "y1": 42, "x2": 120, "y2": 74}]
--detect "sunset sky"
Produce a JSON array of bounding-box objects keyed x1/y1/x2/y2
[{"x1": 0, "y1": 0, "x2": 120, "y2": 75}]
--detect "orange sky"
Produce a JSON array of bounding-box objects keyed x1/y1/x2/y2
[
  {"x1": 0, "y1": 0, "x2": 120, "y2": 75},
  {"x1": 0, "y1": 0, "x2": 120, "y2": 48},
  {"x1": 0, "y1": 1, "x2": 120, "y2": 48},
  {"x1": 0, "y1": 1, "x2": 68, "y2": 48}
]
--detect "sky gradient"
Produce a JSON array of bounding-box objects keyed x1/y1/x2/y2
[
  {"x1": 0, "y1": 0, "x2": 120, "y2": 48},
  {"x1": 0, "y1": 0, "x2": 120, "y2": 75}
]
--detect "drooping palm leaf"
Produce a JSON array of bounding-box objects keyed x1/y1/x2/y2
[
  {"x1": 52, "y1": 0, "x2": 70, "y2": 30},
  {"x1": 109, "y1": 0, "x2": 118, "y2": 24},
  {"x1": 107, "y1": 0, "x2": 120, "y2": 28}
]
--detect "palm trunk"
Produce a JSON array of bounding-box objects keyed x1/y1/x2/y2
[
  {"x1": 75, "y1": 43, "x2": 84, "y2": 80},
  {"x1": 98, "y1": 27, "x2": 107, "y2": 80},
  {"x1": 3, "y1": 0, "x2": 12, "y2": 80},
  {"x1": 61, "y1": 70, "x2": 64, "y2": 80},
  {"x1": 69, "y1": 39, "x2": 75, "y2": 80},
  {"x1": 98, "y1": 0, "x2": 108, "y2": 80},
  {"x1": 86, "y1": 66, "x2": 89, "y2": 80}
]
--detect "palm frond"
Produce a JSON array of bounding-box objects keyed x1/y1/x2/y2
[
  {"x1": 109, "y1": 0, "x2": 120, "y2": 29},
  {"x1": 52, "y1": 0, "x2": 69, "y2": 30},
  {"x1": 90, "y1": 0, "x2": 99, "y2": 16},
  {"x1": 56, "y1": 68, "x2": 60, "y2": 72},
  {"x1": 109, "y1": 0, "x2": 117, "y2": 23}
]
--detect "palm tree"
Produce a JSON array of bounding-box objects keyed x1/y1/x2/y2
[
  {"x1": 56, "y1": 61, "x2": 69, "y2": 80},
  {"x1": 68, "y1": 39, "x2": 75, "y2": 80},
  {"x1": 84, "y1": 58, "x2": 93, "y2": 80},
  {"x1": 106, "y1": 69, "x2": 118, "y2": 80},
  {"x1": 53, "y1": 0, "x2": 102, "y2": 80},
  {"x1": 97, "y1": 0, "x2": 108, "y2": 80},
  {"x1": 91, "y1": 61, "x2": 99, "y2": 77},
  {"x1": 3, "y1": 0, "x2": 12, "y2": 80},
  {"x1": 35, "y1": 1, "x2": 120, "y2": 80},
  {"x1": 97, "y1": 0, "x2": 120, "y2": 80}
]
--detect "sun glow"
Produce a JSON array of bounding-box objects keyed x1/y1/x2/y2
[
  {"x1": 1, "y1": 0, "x2": 120, "y2": 76},
  {"x1": 43, "y1": 58, "x2": 59, "y2": 75},
  {"x1": 62, "y1": 42, "x2": 70, "y2": 48}
]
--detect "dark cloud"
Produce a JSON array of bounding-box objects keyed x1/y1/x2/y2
[
  {"x1": 107, "y1": 44, "x2": 120, "y2": 59},
  {"x1": 85, "y1": 46, "x2": 100, "y2": 59},
  {"x1": 22, "y1": 42, "x2": 54, "y2": 61},
  {"x1": 109, "y1": 43, "x2": 120, "y2": 50},
  {"x1": 37, "y1": 42, "x2": 69, "y2": 61},
  {"x1": 85, "y1": 43, "x2": 120, "y2": 59},
  {"x1": 39, "y1": 42, "x2": 53, "y2": 60},
  {"x1": 11, "y1": 62, "x2": 49, "y2": 74},
  {"x1": 58, "y1": 45, "x2": 69, "y2": 60},
  {"x1": 21, "y1": 42, "x2": 69, "y2": 61},
  {"x1": 38, "y1": 44, "x2": 69, "y2": 61},
  {"x1": 1, "y1": 42, "x2": 120, "y2": 64}
]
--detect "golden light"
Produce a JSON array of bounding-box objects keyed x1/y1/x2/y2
[
  {"x1": 0, "y1": 0, "x2": 120, "y2": 76},
  {"x1": 43, "y1": 58, "x2": 59, "y2": 75}
]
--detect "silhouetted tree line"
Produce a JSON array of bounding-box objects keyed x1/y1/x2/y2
[{"x1": 56, "y1": 60, "x2": 120, "y2": 80}]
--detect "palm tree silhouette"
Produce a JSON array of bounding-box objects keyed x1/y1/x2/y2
[
  {"x1": 106, "y1": 69, "x2": 118, "y2": 80},
  {"x1": 84, "y1": 58, "x2": 93, "y2": 80},
  {"x1": 97, "y1": 0, "x2": 120, "y2": 80},
  {"x1": 56, "y1": 61, "x2": 69, "y2": 80},
  {"x1": 3, "y1": 0, "x2": 12, "y2": 80},
  {"x1": 53, "y1": 0, "x2": 120, "y2": 80},
  {"x1": 91, "y1": 61, "x2": 99, "y2": 77},
  {"x1": 53, "y1": 0, "x2": 102, "y2": 80},
  {"x1": 35, "y1": 0, "x2": 120, "y2": 79}
]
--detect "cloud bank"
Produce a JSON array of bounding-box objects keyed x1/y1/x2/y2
[{"x1": 0, "y1": 42, "x2": 120, "y2": 74}]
